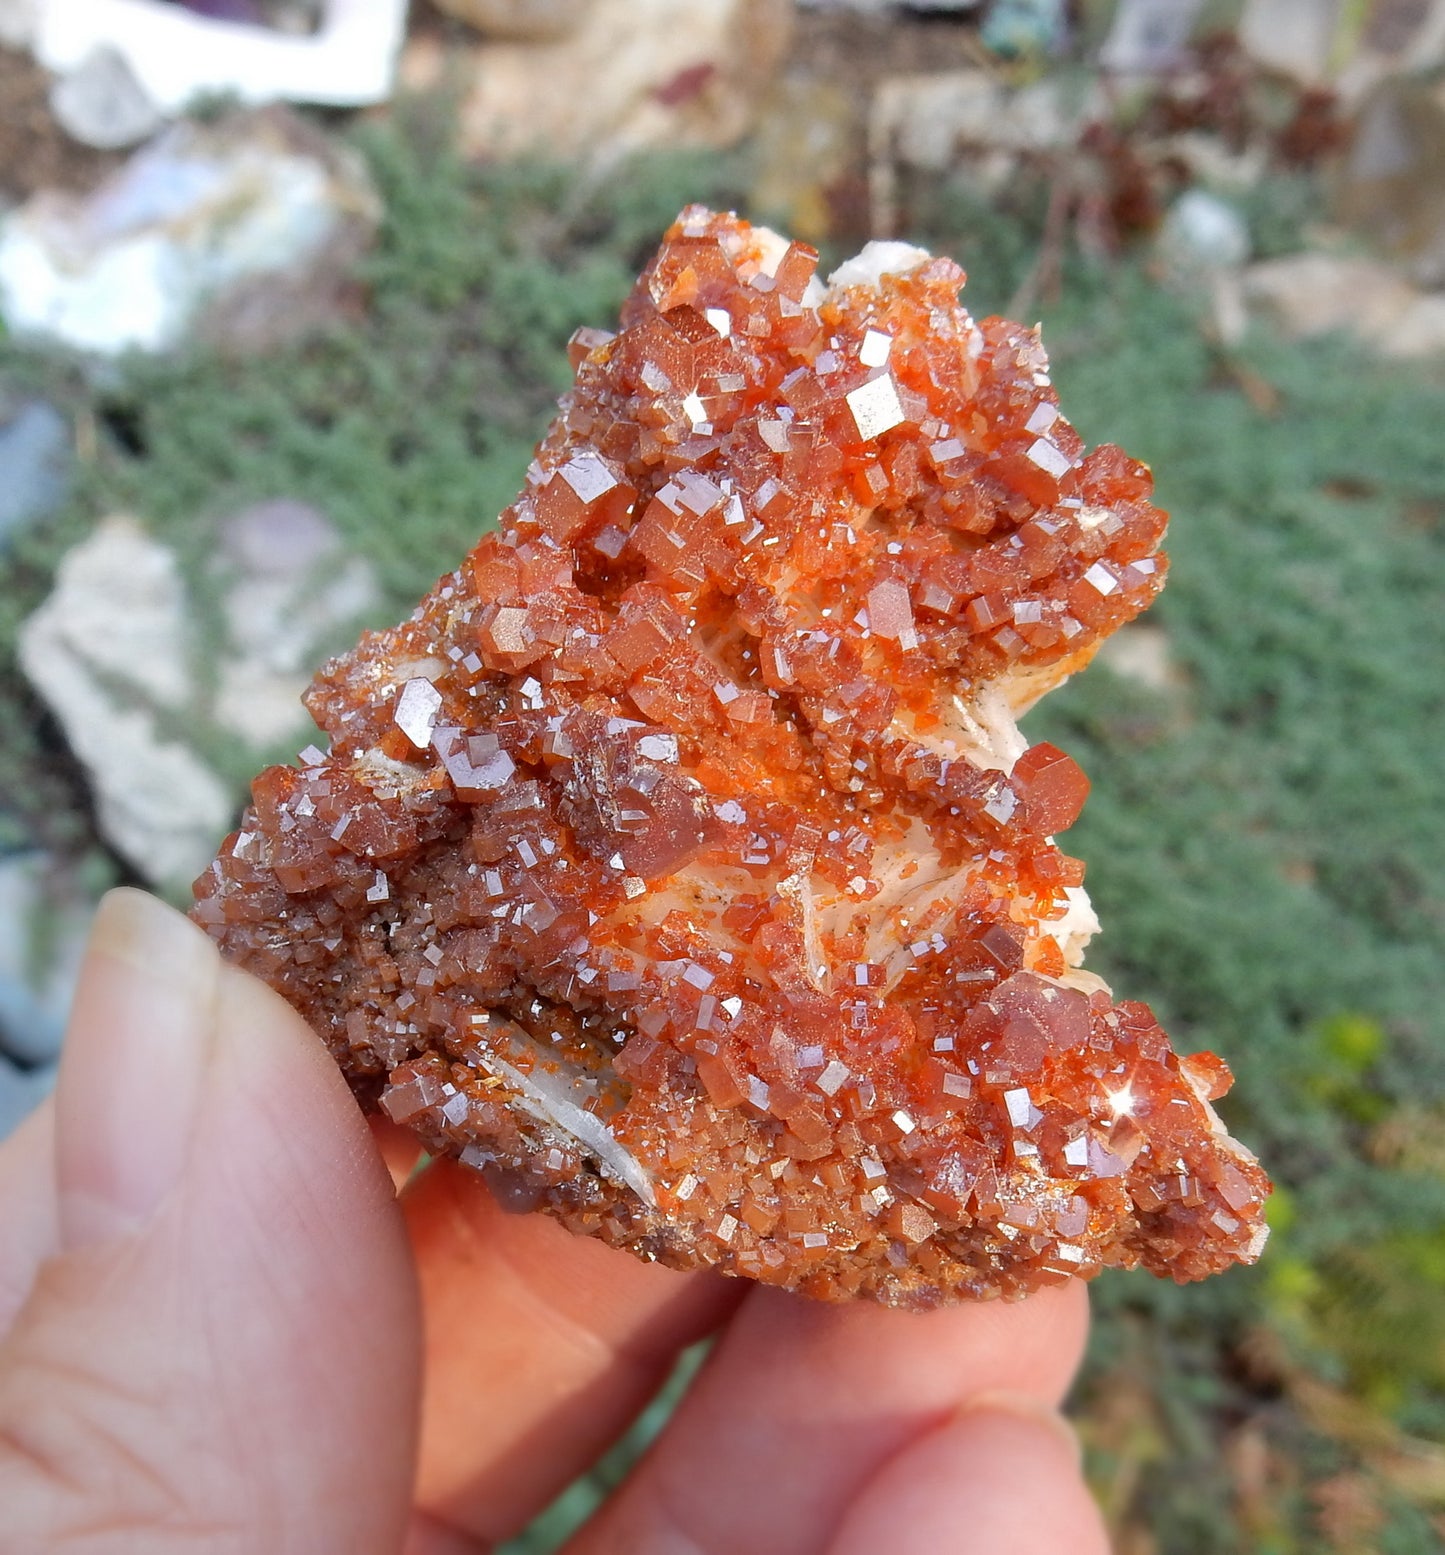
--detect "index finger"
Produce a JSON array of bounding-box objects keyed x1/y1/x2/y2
[{"x1": 404, "y1": 1158, "x2": 742, "y2": 1545}]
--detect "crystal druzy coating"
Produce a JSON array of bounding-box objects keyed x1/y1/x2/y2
[{"x1": 193, "y1": 208, "x2": 1270, "y2": 1306}]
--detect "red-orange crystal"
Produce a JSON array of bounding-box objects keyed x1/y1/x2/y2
[{"x1": 193, "y1": 209, "x2": 1270, "y2": 1305}]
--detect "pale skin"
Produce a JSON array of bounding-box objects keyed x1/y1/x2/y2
[{"x1": 0, "y1": 888, "x2": 1113, "y2": 1554}]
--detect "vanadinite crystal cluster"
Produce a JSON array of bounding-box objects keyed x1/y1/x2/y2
[{"x1": 194, "y1": 208, "x2": 1269, "y2": 1305}]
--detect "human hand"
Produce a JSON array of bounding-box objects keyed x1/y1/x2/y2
[{"x1": 0, "y1": 888, "x2": 1112, "y2": 1554}]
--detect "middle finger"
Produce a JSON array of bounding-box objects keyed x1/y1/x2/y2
[{"x1": 404, "y1": 1159, "x2": 743, "y2": 1546}]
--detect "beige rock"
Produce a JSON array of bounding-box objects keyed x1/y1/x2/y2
[
  {"x1": 1240, "y1": 0, "x2": 1445, "y2": 103},
  {"x1": 1246, "y1": 253, "x2": 1409, "y2": 336},
  {"x1": 1243, "y1": 251, "x2": 1445, "y2": 358},
  {"x1": 871, "y1": 70, "x2": 1086, "y2": 173},
  {"x1": 1238, "y1": 0, "x2": 1343, "y2": 86},
  {"x1": 397, "y1": 31, "x2": 449, "y2": 94},
  {"x1": 18, "y1": 517, "x2": 233, "y2": 890},
  {"x1": 18, "y1": 504, "x2": 380, "y2": 888},
  {"x1": 0, "y1": 0, "x2": 38, "y2": 49},
  {"x1": 454, "y1": 0, "x2": 793, "y2": 161},
  {"x1": 1373, "y1": 291, "x2": 1445, "y2": 358},
  {"x1": 1337, "y1": 75, "x2": 1445, "y2": 287},
  {"x1": 868, "y1": 69, "x2": 1100, "y2": 234},
  {"x1": 50, "y1": 44, "x2": 167, "y2": 150},
  {"x1": 431, "y1": 0, "x2": 594, "y2": 41},
  {"x1": 872, "y1": 71, "x2": 1005, "y2": 177},
  {"x1": 214, "y1": 500, "x2": 379, "y2": 747},
  {"x1": 1094, "y1": 623, "x2": 1185, "y2": 696}
]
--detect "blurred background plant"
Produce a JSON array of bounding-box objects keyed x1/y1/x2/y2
[{"x1": 1, "y1": 0, "x2": 1444, "y2": 1548}]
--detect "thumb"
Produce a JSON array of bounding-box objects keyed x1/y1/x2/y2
[{"x1": 0, "y1": 889, "x2": 420, "y2": 1555}]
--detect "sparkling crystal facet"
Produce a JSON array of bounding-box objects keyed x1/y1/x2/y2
[{"x1": 193, "y1": 208, "x2": 1270, "y2": 1307}]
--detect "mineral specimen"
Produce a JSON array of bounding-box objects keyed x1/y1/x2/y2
[{"x1": 193, "y1": 208, "x2": 1270, "y2": 1305}]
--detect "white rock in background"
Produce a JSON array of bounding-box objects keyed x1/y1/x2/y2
[
  {"x1": 18, "y1": 516, "x2": 233, "y2": 890},
  {"x1": 1094, "y1": 623, "x2": 1185, "y2": 697},
  {"x1": 49, "y1": 44, "x2": 168, "y2": 150},
  {"x1": 1155, "y1": 190, "x2": 1253, "y2": 345},
  {"x1": 1378, "y1": 292, "x2": 1445, "y2": 357},
  {"x1": 19, "y1": 504, "x2": 380, "y2": 887},
  {"x1": 448, "y1": 0, "x2": 793, "y2": 161},
  {"x1": 34, "y1": 0, "x2": 408, "y2": 113},
  {"x1": 1238, "y1": 0, "x2": 1342, "y2": 86},
  {"x1": 1239, "y1": 0, "x2": 1445, "y2": 103},
  {"x1": 213, "y1": 499, "x2": 378, "y2": 747},
  {"x1": 874, "y1": 71, "x2": 1005, "y2": 175},
  {"x1": 0, "y1": 107, "x2": 380, "y2": 356},
  {"x1": 1244, "y1": 251, "x2": 1445, "y2": 358},
  {"x1": 868, "y1": 68, "x2": 1098, "y2": 231},
  {"x1": 1159, "y1": 189, "x2": 1250, "y2": 274},
  {"x1": 0, "y1": 0, "x2": 38, "y2": 47},
  {"x1": 1099, "y1": 0, "x2": 1205, "y2": 75},
  {"x1": 869, "y1": 69, "x2": 1095, "y2": 173},
  {"x1": 1247, "y1": 253, "x2": 1384, "y2": 337}
]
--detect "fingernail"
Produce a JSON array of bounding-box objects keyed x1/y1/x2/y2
[
  {"x1": 955, "y1": 1389, "x2": 1083, "y2": 1465},
  {"x1": 56, "y1": 888, "x2": 221, "y2": 1249}
]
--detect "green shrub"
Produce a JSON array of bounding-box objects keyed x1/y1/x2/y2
[{"x1": 3, "y1": 103, "x2": 1443, "y2": 1551}]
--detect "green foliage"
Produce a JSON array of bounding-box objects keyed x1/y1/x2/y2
[
  {"x1": 499, "y1": 1345, "x2": 707, "y2": 1554},
  {"x1": 985, "y1": 252, "x2": 1445, "y2": 1551},
  {"x1": 1236, "y1": 170, "x2": 1331, "y2": 261},
  {"x1": 1313, "y1": 1232, "x2": 1445, "y2": 1400},
  {"x1": 2, "y1": 97, "x2": 1443, "y2": 1550},
  {"x1": 889, "y1": 173, "x2": 1051, "y2": 317},
  {"x1": 1300, "y1": 1014, "x2": 1389, "y2": 1126},
  {"x1": 0, "y1": 113, "x2": 749, "y2": 851}
]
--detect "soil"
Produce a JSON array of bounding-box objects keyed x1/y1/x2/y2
[
  {"x1": 0, "y1": 47, "x2": 121, "y2": 203},
  {"x1": 791, "y1": 5, "x2": 996, "y2": 86}
]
